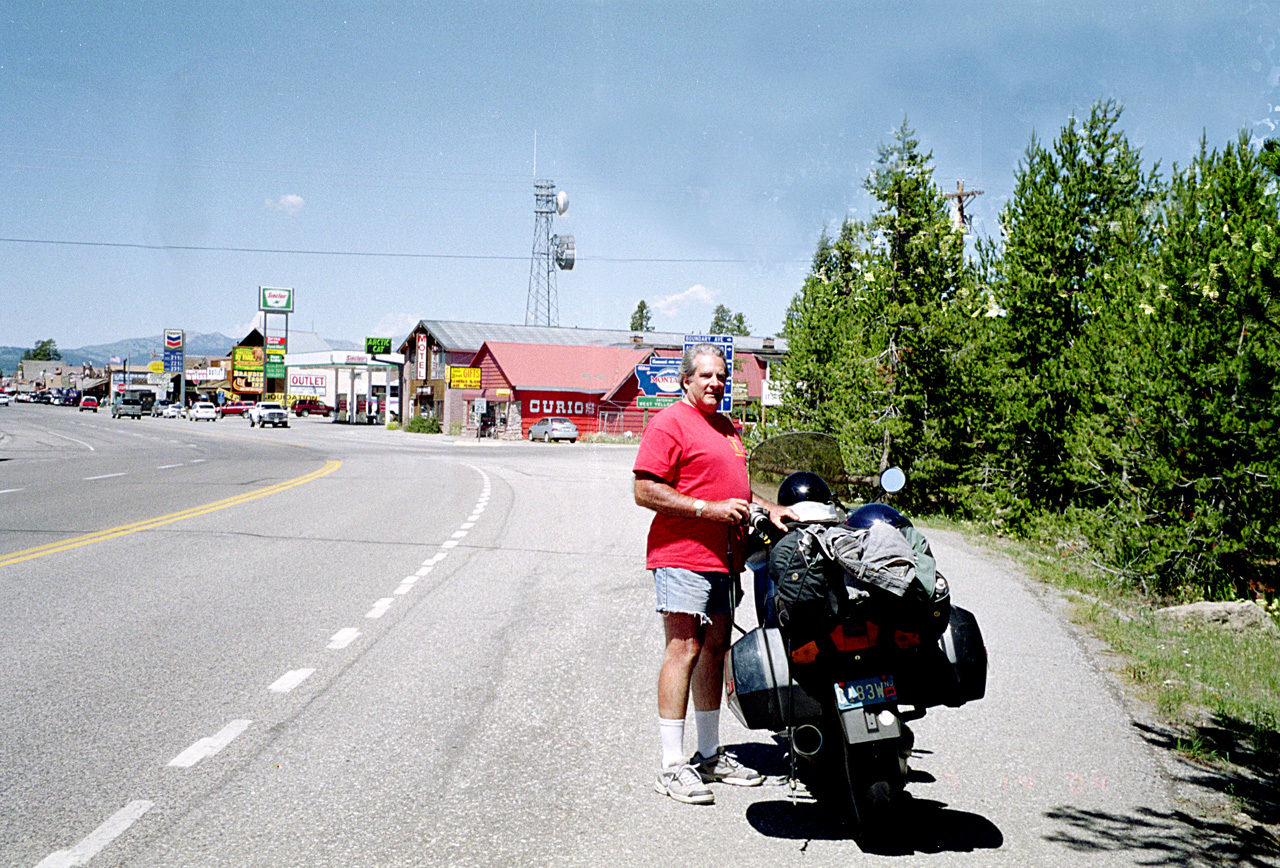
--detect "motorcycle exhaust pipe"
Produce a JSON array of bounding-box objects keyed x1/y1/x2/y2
[{"x1": 791, "y1": 724, "x2": 824, "y2": 757}]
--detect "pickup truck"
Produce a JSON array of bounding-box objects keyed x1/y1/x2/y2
[
  {"x1": 290, "y1": 399, "x2": 332, "y2": 417},
  {"x1": 248, "y1": 401, "x2": 289, "y2": 428},
  {"x1": 112, "y1": 398, "x2": 143, "y2": 419}
]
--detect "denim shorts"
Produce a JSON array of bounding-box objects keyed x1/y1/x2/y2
[{"x1": 653, "y1": 567, "x2": 733, "y2": 622}]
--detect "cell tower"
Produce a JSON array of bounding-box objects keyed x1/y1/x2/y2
[{"x1": 525, "y1": 179, "x2": 574, "y2": 327}]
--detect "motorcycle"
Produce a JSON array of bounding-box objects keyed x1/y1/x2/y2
[{"x1": 724, "y1": 432, "x2": 987, "y2": 833}]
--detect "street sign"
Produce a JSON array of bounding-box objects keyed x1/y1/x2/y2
[{"x1": 637, "y1": 395, "x2": 680, "y2": 409}]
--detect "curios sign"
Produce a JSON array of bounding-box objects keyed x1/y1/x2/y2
[{"x1": 523, "y1": 391, "x2": 599, "y2": 419}]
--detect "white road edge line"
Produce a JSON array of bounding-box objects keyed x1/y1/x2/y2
[
  {"x1": 268, "y1": 668, "x2": 315, "y2": 693},
  {"x1": 365, "y1": 598, "x2": 394, "y2": 619},
  {"x1": 35, "y1": 799, "x2": 154, "y2": 868},
  {"x1": 45, "y1": 430, "x2": 95, "y2": 452},
  {"x1": 167, "y1": 719, "x2": 252, "y2": 768},
  {"x1": 327, "y1": 628, "x2": 360, "y2": 649}
]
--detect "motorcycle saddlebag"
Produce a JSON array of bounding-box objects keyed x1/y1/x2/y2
[
  {"x1": 943, "y1": 605, "x2": 987, "y2": 705},
  {"x1": 892, "y1": 605, "x2": 987, "y2": 709},
  {"x1": 725, "y1": 627, "x2": 823, "y2": 732}
]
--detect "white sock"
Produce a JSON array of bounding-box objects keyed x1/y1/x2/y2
[
  {"x1": 694, "y1": 708, "x2": 720, "y2": 759},
  {"x1": 659, "y1": 717, "x2": 686, "y2": 768}
]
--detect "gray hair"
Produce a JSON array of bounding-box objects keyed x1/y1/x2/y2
[{"x1": 680, "y1": 343, "x2": 727, "y2": 386}]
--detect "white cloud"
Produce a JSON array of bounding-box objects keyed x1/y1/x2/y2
[
  {"x1": 652, "y1": 284, "x2": 719, "y2": 316},
  {"x1": 369, "y1": 312, "x2": 421, "y2": 340},
  {"x1": 265, "y1": 194, "x2": 305, "y2": 214},
  {"x1": 228, "y1": 312, "x2": 265, "y2": 339}
]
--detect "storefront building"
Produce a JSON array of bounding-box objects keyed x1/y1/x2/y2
[{"x1": 396, "y1": 320, "x2": 788, "y2": 436}]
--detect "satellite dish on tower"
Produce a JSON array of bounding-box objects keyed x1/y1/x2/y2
[
  {"x1": 554, "y1": 234, "x2": 576, "y2": 270},
  {"x1": 555, "y1": 190, "x2": 569, "y2": 215}
]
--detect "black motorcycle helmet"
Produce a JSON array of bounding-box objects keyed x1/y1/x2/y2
[
  {"x1": 776, "y1": 471, "x2": 832, "y2": 507},
  {"x1": 846, "y1": 502, "x2": 912, "y2": 529}
]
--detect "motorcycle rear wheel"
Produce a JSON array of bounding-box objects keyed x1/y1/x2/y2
[{"x1": 841, "y1": 740, "x2": 903, "y2": 835}]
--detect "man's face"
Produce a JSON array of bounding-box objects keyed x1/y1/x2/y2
[{"x1": 683, "y1": 353, "x2": 727, "y2": 414}]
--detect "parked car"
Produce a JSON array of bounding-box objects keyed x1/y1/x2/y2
[
  {"x1": 0, "y1": 393, "x2": 11, "y2": 406},
  {"x1": 248, "y1": 401, "x2": 289, "y2": 428},
  {"x1": 188, "y1": 401, "x2": 218, "y2": 421},
  {"x1": 217, "y1": 400, "x2": 254, "y2": 418},
  {"x1": 150, "y1": 400, "x2": 173, "y2": 417},
  {"x1": 112, "y1": 397, "x2": 143, "y2": 419},
  {"x1": 290, "y1": 398, "x2": 332, "y2": 417},
  {"x1": 163, "y1": 403, "x2": 185, "y2": 418},
  {"x1": 528, "y1": 417, "x2": 578, "y2": 443},
  {"x1": 78, "y1": 396, "x2": 99, "y2": 412}
]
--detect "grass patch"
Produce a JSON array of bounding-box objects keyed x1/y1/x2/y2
[{"x1": 924, "y1": 515, "x2": 1280, "y2": 777}]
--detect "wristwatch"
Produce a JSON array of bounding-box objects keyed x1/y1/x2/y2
[{"x1": 693, "y1": 499, "x2": 706, "y2": 518}]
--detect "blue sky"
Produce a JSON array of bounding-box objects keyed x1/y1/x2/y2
[{"x1": 3, "y1": 1, "x2": 1279, "y2": 349}]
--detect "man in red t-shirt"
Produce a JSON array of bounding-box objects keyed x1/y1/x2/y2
[{"x1": 633, "y1": 343, "x2": 794, "y2": 804}]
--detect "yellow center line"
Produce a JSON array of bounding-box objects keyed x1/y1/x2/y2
[{"x1": 0, "y1": 460, "x2": 342, "y2": 568}]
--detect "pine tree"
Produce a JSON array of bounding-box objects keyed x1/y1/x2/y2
[
  {"x1": 1109, "y1": 132, "x2": 1280, "y2": 594},
  {"x1": 630, "y1": 300, "x2": 653, "y2": 332},
  {"x1": 779, "y1": 120, "x2": 979, "y2": 503},
  {"x1": 989, "y1": 100, "x2": 1159, "y2": 512},
  {"x1": 709, "y1": 305, "x2": 750, "y2": 336}
]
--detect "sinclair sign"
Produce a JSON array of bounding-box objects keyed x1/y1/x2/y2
[{"x1": 259, "y1": 286, "x2": 295, "y2": 312}]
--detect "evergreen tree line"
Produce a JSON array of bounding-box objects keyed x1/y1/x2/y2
[{"x1": 775, "y1": 100, "x2": 1279, "y2": 601}]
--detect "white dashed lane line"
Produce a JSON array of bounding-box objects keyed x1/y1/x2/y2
[
  {"x1": 365, "y1": 598, "x2": 395, "y2": 619},
  {"x1": 31, "y1": 468, "x2": 496, "y2": 867},
  {"x1": 268, "y1": 669, "x2": 315, "y2": 694},
  {"x1": 35, "y1": 800, "x2": 154, "y2": 868},
  {"x1": 327, "y1": 628, "x2": 360, "y2": 649},
  {"x1": 167, "y1": 719, "x2": 253, "y2": 769}
]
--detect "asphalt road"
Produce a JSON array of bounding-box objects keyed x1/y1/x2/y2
[{"x1": 0, "y1": 404, "x2": 1195, "y2": 866}]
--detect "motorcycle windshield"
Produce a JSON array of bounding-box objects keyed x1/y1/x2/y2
[{"x1": 748, "y1": 432, "x2": 858, "y2": 507}]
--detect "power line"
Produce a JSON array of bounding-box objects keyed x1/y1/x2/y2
[{"x1": 0, "y1": 236, "x2": 755, "y2": 264}]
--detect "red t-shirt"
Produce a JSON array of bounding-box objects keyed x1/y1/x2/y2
[{"x1": 633, "y1": 400, "x2": 750, "y2": 572}]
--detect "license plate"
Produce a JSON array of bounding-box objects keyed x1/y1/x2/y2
[{"x1": 834, "y1": 675, "x2": 896, "y2": 711}]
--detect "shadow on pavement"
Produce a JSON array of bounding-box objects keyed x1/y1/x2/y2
[
  {"x1": 1135, "y1": 718, "x2": 1279, "y2": 827},
  {"x1": 729, "y1": 741, "x2": 1002, "y2": 853},
  {"x1": 745, "y1": 794, "x2": 1003, "y2": 853},
  {"x1": 1043, "y1": 805, "x2": 1280, "y2": 867}
]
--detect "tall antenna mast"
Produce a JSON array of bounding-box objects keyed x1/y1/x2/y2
[{"x1": 525, "y1": 179, "x2": 574, "y2": 327}]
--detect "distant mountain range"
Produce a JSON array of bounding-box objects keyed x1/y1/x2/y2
[{"x1": 0, "y1": 332, "x2": 358, "y2": 378}]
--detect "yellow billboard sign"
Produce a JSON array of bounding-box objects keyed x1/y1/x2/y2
[{"x1": 448, "y1": 366, "x2": 482, "y2": 389}]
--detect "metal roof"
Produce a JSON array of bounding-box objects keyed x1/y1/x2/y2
[
  {"x1": 479, "y1": 342, "x2": 653, "y2": 392},
  {"x1": 413, "y1": 320, "x2": 787, "y2": 355}
]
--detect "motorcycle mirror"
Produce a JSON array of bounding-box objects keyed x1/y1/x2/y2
[{"x1": 879, "y1": 466, "x2": 906, "y2": 494}]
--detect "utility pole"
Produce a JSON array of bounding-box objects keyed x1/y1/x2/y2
[{"x1": 945, "y1": 179, "x2": 983, "y2": 233}]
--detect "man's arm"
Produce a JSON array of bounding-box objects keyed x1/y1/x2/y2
[{"x1": 633, "y1": 472, "x2": 751, "y2": 524}]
